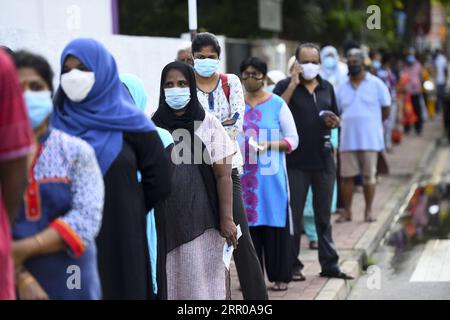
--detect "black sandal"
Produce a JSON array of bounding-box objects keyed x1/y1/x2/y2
[
  {"x1": 320, "y1": 271, "x2": 355, "y2": 280},
  {"x1": 271, "y1": 282, "x2": 288, "y2": 291}
]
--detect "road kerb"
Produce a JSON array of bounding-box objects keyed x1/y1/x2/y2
[{"x1": 314, "y1": 139, "x2": 438, "y2": 300}]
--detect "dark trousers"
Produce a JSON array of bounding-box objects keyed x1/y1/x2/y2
[
  {"x1": 437, "y1": 84, "x2": 446, "y2": 114},
  {"x1": 287, "y1": 155, "x2": 340, "y2": 274},
  {"x1": 443, "y1": 95, "x2": 450, "y2": 141},
  {"x1": 250, "y1": 217, "x2": 293, "y2": 283},
  {"x1": 336, "y1": 128, "x2": 344, "y2": 210},
  {"x1": 232, "y1": 169, "x2": 268, "y2": 300}
]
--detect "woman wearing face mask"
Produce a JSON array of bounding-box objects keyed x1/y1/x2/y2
[
  {"x1": 152, "y1": 61, "x2": 237, "y2": 300},
  {"x1": 51, "y1": 38, "x2": 171, "y2": 300},
  {"x1": 120, "y1": 73, "x2": 174, "y2": 297},
  {"x1": 191, "y1": 32, "x2": 268, "y2": 300},
  {"x1": 11, "y1": 50, "x2": 104, "y2": 300},
  {"x1": 240, "y1": 57, "x2": 298, "y2": 292},
  {"x1": 319, "y1": 45, "x2": 348, "y2": 90}
]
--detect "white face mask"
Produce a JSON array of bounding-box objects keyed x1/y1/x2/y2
[
  {"x1": 60, "y1": 69, "x2": 95, "y2": 102},
  {"x1": 300, "y1": 62, "x2": 321, "y2": 80}
]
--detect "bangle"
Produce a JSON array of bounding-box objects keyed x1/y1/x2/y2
[{"x1": 34, "y1": 234, "x2": 44, "y2": 249}]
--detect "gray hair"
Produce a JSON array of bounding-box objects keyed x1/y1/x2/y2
[{"x1": 295, "y1": 43, "x2": 321, "y2": 61}]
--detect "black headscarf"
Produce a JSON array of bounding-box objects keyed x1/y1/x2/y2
[
  {"x1": 152, "y1": 61, "x2": 205, "y2": 133},
  {"x1": 152, "y1": 61, "x2": 220, "y2": 253}
]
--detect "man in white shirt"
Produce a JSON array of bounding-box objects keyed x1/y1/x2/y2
[{"x1": 336, "y1": 49, "x2": 391, "y2": 223}]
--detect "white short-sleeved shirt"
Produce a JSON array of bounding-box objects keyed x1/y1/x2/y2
[
  {"x1": 337, "y1": 72, "x2": 391, "y2": 152},
  {"x1": 195, "y1": 112, "x2": 236, "y2": 164}
]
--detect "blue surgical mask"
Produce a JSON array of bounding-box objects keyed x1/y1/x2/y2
[
  {"x1": 24, "y1": 90, "x2": 53, "y2": 129},
  {"x1": 194, "y1": 58, "x2": 219, "y2": 78},
  {"x1": 372, "y1": 60, "x2": 382, "y2": 70},
  {"x1": 164, "y1": 87, "x2": 191, "y2": 110},
  {"x1": 323, "y1": 56, "x2": 337, "y2": 69}
]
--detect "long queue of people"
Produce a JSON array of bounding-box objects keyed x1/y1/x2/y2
[{"x1": 0, "y1": 32, "x2": 445, "y2": 300}]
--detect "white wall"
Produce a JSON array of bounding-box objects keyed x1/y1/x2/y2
[
  {"x1": 0, "y1": 0, "x2": 228, "y2": 114},
  {"x1": 0, "y1": 0, "x2": 113, "y2": 34}
]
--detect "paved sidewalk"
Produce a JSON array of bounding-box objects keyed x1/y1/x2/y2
[{"x1": 231, "y1": 117, "x2": 443, "y2": 300}]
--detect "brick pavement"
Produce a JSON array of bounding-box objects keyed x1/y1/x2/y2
[{"x1": 231, "y1": 117, "x2": 443, "y2": 300}]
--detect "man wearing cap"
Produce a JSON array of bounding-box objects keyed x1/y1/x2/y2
[{"x1": 336, "y1": 48, "x2": 391, "y2": 223}]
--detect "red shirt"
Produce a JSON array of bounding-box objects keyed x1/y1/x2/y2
[{"x1": 0, "y1": 50, "x2": 34, "y2": 300}]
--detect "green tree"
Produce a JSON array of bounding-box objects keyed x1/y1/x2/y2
[
  {"x1": 118, "y1": 0, "x2": 404, "y2": 50},
  {"x1": 119, "y1": 0, "x2": 189, "y2": 37}
]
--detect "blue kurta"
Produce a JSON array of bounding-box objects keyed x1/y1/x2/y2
[
  {"x1": 13, "y1": 129, "x2": 104, "y2": 299},
  {"x1": 241, "y1": 94, "x2": 290, "y2": 228}
]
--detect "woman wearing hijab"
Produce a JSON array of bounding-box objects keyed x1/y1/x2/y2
[
  {"x1": 152, "y1": 61, "x2": 237, "y2": 300},
  {"x1": 319, "y1": 46, "x2": 348, "y2": 90},
  {"x1": 119, "y1": 73, "x2": 149, "y2": 113},
  {"x1": 52, "y1": 38, "x2": 171, "y2": 300},
  {"x1": 11, "y1": 50, "x2": 104, "y2": 300},
  {"x1": 120, "y1": 73, "x2": 174, "y2": 297}
]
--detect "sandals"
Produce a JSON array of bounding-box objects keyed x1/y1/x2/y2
[
  {"x1": 271, "y1": 282, "x2": 288, "y2": 291},
  {"x1": 335, "y1": 215, "x2": 352, "y2": 223}
]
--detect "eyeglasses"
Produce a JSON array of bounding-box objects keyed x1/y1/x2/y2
[{"x1": 241, "y1": 72, "x2": 264, "y2": 80}]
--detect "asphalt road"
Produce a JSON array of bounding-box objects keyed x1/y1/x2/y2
[
  {"x1": 348, "y1": 145, "x2": 450, "y2": 300},
  {"x1": 348, "y1": 241, "x2": 450, "y2": 300}
]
